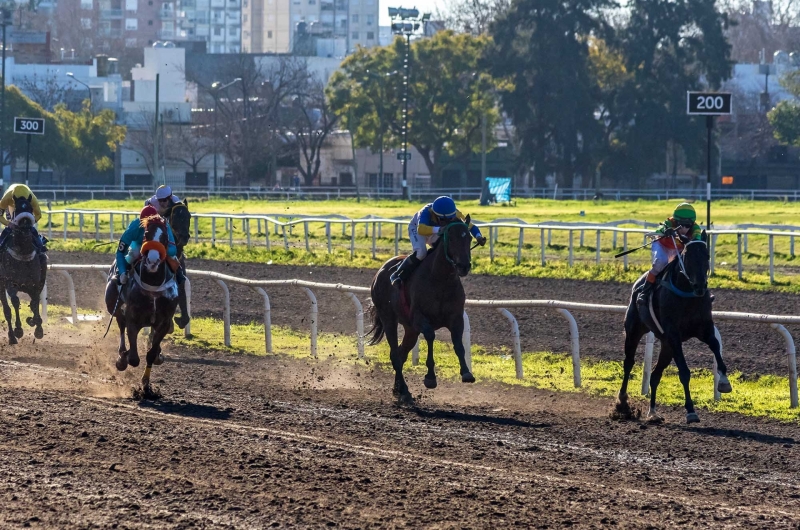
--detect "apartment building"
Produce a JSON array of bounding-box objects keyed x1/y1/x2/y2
[
  {"x1": 174, "y1": 0, "x2": 242, "y2": 53},
  {"x1": 242, "y1": 0, "x2": 378, "y2": 55}
]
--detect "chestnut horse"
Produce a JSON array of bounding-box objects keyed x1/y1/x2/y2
[{"x1": 367, "y1": 217, "x2": 475, "y2": 404}]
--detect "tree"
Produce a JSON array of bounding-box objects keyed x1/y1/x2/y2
[
  {"x1": 435, "y1": 0, "x2": 510, "y2": 35},
  {"x1": 52, "y1": 102, "x2": 127, "y2": 180},
  {"x1": 165, "y1": 120, "x2": 215, "y2": 182},
  {"x1": 328, "y1": 31, "x2": 503, "y2": 186},
  {"x1": 488, "y1": 0, "x2": 608, "y2": 189},
  {"x1": 124, "y1": 110, "x2": 160, "y2": 177},
  {"x1": 16, "y1": 74, "x2": 79, "y2": 112},
  {"x1": 280, "y1": 80, "x2": 338, "y2": 186}
]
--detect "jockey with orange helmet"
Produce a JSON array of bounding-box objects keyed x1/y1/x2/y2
[
  {"x1": 0, "y1": 183, "x2": 47, "y2": 253},
  {"x1": 113, "y1": 205, "x2": 178, "y2": 286},
  {"x1": 390, "y1": 196, "x2": 487, "y2": 286},
  {"x1": 637, "y1": 202, "x2": 704, "y2": 306}
]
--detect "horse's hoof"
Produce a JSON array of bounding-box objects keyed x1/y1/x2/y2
[
  {"x1": 13, "y1": 328, "x2": 23, "y2": 339},
  {"x1": 423, "y1": 376, "x2": 437, "y2": 389},
  {"x1": 115, "y1": 355, "x2": 128, "y2": 371},
  {"x1": 34, "y1": 327, "x2": 43, "y2": 340},
  {"x1": 461, "y1": 373, "x2": 476, "y2": 383},
  {"x1": 25, "y1": 317, "x2": 34, "y2": 327},
  {"x1": 153, "y1": 353, "x2": 165, "y2": 366},
  {"x1": 127, "y1": 352, "x2": 140, "y2": 368},
  {"x1": 686, "y1": 412, "x2": 700, "y2": 424},
  {"x1": 646, "y1": 412, "x2": 664, "y2": 424},
  {"x1": 398, "y1": 392, "x2": 415, "y2": 406},
  {"x1": 717, "y1": 375, "x2": 732, "y2": 394}
]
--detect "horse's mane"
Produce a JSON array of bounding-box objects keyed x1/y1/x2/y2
[{"x1": 140, "y1": 215, "x2": 166, "y2": 232}]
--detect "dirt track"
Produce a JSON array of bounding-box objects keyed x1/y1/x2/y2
[{"x1": 46, "y1": 251, "x2": 800, "y2": 376}]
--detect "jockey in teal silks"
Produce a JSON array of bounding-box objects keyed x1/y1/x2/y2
[
  {"x1": 113, "y1": 205, "x2": 183, "y2": 286},
  {"x1": 390, "y1": 196, "x2": 486, "y2": 286}
]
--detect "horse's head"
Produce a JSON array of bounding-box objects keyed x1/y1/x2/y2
[
  {"x1": 141, "y1": 215, "x2": 169, "y2": 274},
  {"x1": 168, "y1": 200, "x2": 191, "y2": 250},
  {"x1": 682, "y1": 231, "x2": 710, "y2": 296},
  {"x1": 442, "y1": 215, "x2": 473, "y2": 277},
  {"x1": 12, "y1": 195, "x2": 35, "y2": 229}
]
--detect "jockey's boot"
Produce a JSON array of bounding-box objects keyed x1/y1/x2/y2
[
  {"x1": 636, "y1": 281, "x2": 655, "y2": 306},
  {"x1": 174, "y1": 268, "x2": 191, "y2": 329},
  {"x1": 390, "y1": 254, "x2": 421, "y2": 287},
  {"x1": 39, "y1": 235, "x2": 49, "y2": 252}
]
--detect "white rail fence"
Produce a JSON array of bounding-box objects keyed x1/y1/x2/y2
[
  {"x1": 45, "y1": 209, "x2": 800, "y2": 283},
  {"x1": 44, "y1": 264, "x2": 800, "y2": 409}
]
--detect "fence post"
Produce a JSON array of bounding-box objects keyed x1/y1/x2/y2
[
  {"x1": 184, "y1": 277, "x2": 192, "y2": 338},
  {"x1": 540, "y1": 228, "x2": 546, "y2": 266},
  {"x1": 489, "y1": 225, "x2": 495, "y2": 262},
  {"x1": 283, "y1": 224, "x2": 289, "y2": 251},
  {"x1": 579, "y1": 229, "x2": 584, "y2": 247},
  {"x1": 109, "y1": 214, "x2": 114, "y2": 242},
  {"x1": 94, "y1": 213, "x2": 99, "y2": 241},
  {"x1": 497, "y1": 308, "x2": 523, "y2": 379},
  {"x1": 395, "y1": 223, "x2": 400, "y2": 256},
  {"x1": 770, "y1": 323, "x2": 798, "y2": 408},
  {"x1": 556, "y1": 308, "x2": 580, "y2": 388},
  {"x1": 371, "y1": 222, "x2": 376, "y2": 259},
  {"x1": 595, "y1": 230, "x2": 601, "y2": 265},
  {"x1": 228, "y1": 217, "x2": 233, "y2": 249},
  {"x1": 350, "y1": 221, "x2": 356, "y2": 259},
  {"x1": 326, "y1": 222, "x2": 332, "y2": 254},
  {"x1": 215, "y1": 279, "x2": 231, "y2": 347},
  {"x1": 612, "y1": 231, "x2": 618, "y2": 249},
  {"x1": 792, "y1": 235, "x2": 795, "y2": 258},
  {"x1": 246, "y1": 219, "x2": 252, "y2": 250},
  {"x1": 743, "y1": 233, "x2": 748, "y2": 253},
  {"x1": 623, "y1": 232, "x2": 629, "y2": 271},
  {"x1": 641, "y1": 332, "x2": 655, "y2": 395},
  {"x1": 254, "y1": 287, "x2": 271, "y2": 354},
  {"x1": 78, "y1": 213, "x2": 84, "y2": 243},
  {"x1": 346, "y1": 292, "x2": 364, "y2": 359},
  {"x1": 516, "y1": 227, "x2": 524, "y2": 265},
  {"x1": 56, "y1": 270, "x2": 78, "y2": 325},
  {"x1": 211, "y1": 217, "x2": 216, "y2": 248},
  {"x1": 769, "y1": 234, "x2": 775, "y2": 284},
  {"x1": 265, "y1": 220, "x2": 271, "y2": 251},
  {"x1": 40, "y1": 283, "x2": 47, "y2": 325},
  {"x1": 462, "y1": 310, "x2": 472, "y2": 372},
  {"x1": 737, "y1": 233, "x2": 743, "y2": 280},
  {"x1": 303, "y1": 287, "x2": 318, "y2": 358},
  {"x1": 710, "y1": 233, "x2": 717, "y2": 276},
  {"x1": 304, "y1": 221, "x2": 310, "y2": 252}
]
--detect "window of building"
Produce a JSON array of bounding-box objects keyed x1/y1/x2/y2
[
  {"x1": 367, "y1": 31, "x2": 374, "y2": 40},
  {"x1": 352, "y1": 31, "x2": 358, "y2": 39},
  {"x1": 242, "y1": 13, "x2": 247, "y2": 22},
  {"x1": 125, "y1": 18, "x2": 138, "y2": 29},
  {"x1": 81, "y1": 18, "x2": 92, "y2": 28},
  {"x1": 309, "y1": 0, "x2": 315, "y2": 4},
  {"x1": 125, "y1": 37, "x2": 138, "y2": 47},
  {"x1": 148, "y1": 19, "x2": 153, "y2": 25},
  {"x1": 125, "y1": 0, "x2": 137, "y2": 10},
  {"x1": 267, "y1": 30, "x2": 273, "y2": 38},
  {"x1": 366, "y1": 14, "x2": 374, "y2": 25},
  {"x1": 214, "y1": 26, "x2": 222, "y2": 35},
  {"x1": 229, "y1": 27, "x2": 238, "y2": 36},
  {"x1": 340, "y1": 18, "x2": 346, "y2": 27},
  {"x1": 80, "y1": 0, "x2": 93, "y2": 9},
  {"x1": 351, "y1": 14, "x2": 358, "y2": 22}
]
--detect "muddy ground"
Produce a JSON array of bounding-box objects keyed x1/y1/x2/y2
[
  {"x1": 0, "y1": 253, "x2": 796, "y2": 527},
  {"x1": 45, "y1": 251, "x2": 800, "y2": 376}
]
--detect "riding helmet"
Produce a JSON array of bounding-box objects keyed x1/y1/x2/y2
[
  {"x1": 432, "y1": 196, "x2": 457, "y2": 220},
  {"x1": 140, "y1": 205, "x2": 159, "y2": 219},
  {"x1": 673, "y1": 202, "x2": 696, "y2": 223}
]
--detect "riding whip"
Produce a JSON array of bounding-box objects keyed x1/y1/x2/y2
[
  {"x1": 103, "y1": 284, "x2": 123, "y2": 338},
  {"x1": 614, "y1": 236, "x2": 662, "y2": 258}
]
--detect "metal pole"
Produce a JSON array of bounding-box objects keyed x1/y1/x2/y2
[
  {"x1": 213, "y1": 96, "x2": 218, "y2": 189},
  {"x1": 401, "y1": 33, "x2": 410, "y2": 200},
  {"x1": 706, "y1": 115, "x2": 713, "y2": 228},
  {"x1": 481, "y1": 112, "x2": 487, "y2": 185},
  {"x1": 24, "y1": 134, "x2": 30, "y2": 186},
  {"x1": 0, "y1": 17, "x2": 7, "y2": 183},
  {"x1": 153, "y1": 73, "x2": 160, "y2": 187}
]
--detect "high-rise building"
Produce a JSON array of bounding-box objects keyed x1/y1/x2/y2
[
  {"x1": 173, "y1": 0, "x2": 242, "y2": 53},
  {"x1": 242, "y1": 0, "x2": 378, "y2": 55}
]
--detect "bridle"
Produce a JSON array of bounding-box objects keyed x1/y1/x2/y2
[
  {"x1": 441, "y1": 221, "x2": 471, "y2": 269},
  {"x1": 167, "y1": 202, "x2": 189, "y2": 257},
  {"x1": 671, "y1": 237, "x2": 708, "y2": 295}
]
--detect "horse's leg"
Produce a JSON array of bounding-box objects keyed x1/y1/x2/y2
[
  {"x1": 702, "y1": 322, "x2": 731, "y2": 394},
  {"x1": 648, "y1": 340, "x2": 674, "y2": 423},
  {"x1": 115, "y1": 316, "x2": 128, "y2": 370},
  {"x1": 393, "y1": 326, "x2": 417, "y2": 404},
  {"x1": 142, "y1": 319, "x2": 170, "y2": 398},
  {"x1": 27, "y1": 288, "x2": 44, "y2": 339},
  {"x1": 617, "y1": 307, "x2": 647, "y2": 417},
  {"x1": 448, "y1": 315, "x2": 474, "y2": 383},
  {"x1": 412, "y1": 316, "x2": 437, "y2": 390},
  {"x1": 126, "y1": 320, "x2": 141, "y2": 368},
  {"x1": 9, "y1": 290, "x2": 23, "y2": 339},
  {"x1": 0, "y1": 285, "x2": 16, "y2": 345},
  {"x1": 670, "y1": 339, "x2": 699, "y2": 424}
]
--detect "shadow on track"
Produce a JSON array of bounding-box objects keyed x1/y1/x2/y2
[
  {"x1": 138, "y1": 399, "x2": 233, "y2": 420},
  {"x1": 166, "y1": 356, "x2": 240, "y2": 367},
  {"x1": 678, "y1": 425, "x2": 796, "y2": 446},
  {"x1": 411, "y1": 407, "x2": 549, "y2": 429}
]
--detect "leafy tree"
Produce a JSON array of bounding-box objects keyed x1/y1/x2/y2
[
  {"x1": 53, "y1": 102, "x2": 126, "y2": 177},
  {"x1": 488, "y1": 0, "x2": 608, "y2": 189},
  {"x1": 328, "y1": 31, "x2": 504, "y2": 186},
  {"x1": 768, "y1": 70, "x2": 800, "y2": 147}
]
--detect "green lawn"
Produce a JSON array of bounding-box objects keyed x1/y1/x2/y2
[{"x1": 42, "y1": 197, "x2": 800, "y2": 290}]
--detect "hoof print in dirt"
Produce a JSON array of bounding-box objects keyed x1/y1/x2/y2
[
  {"x1": 133, "y1": 385, "x2": 162, "y2": 401},
  {"x1": 609, "y1": 401, "x2": 641, "y2": 421}
]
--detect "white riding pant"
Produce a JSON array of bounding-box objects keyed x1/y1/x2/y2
[
  {"x1": 408, "y1": 211, "x2": 439, "y2": 261},
  {"x1": 650, "y1": 240, "x2": 678, "y2": 275}
]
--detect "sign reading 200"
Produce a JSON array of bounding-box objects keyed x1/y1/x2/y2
[{"x1": 686, "y1": 92, "x2": 732, "y2": 115}]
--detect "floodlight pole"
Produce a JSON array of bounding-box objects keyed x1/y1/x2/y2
[
  {"x1": 706, "y1": 115, "x2": 713, "y2": 229},
  {"x1": 0, "y1": 10, "x2": 10, "y2": 184},
  {"x1": 401, "y1": 32, "x2": 410, "y2": 200}
]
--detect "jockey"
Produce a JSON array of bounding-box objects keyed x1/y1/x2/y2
[
  {"x1": 637, "y1": 202, "x2": 703, "y2": 306},
  {"x1": 114, "y1": 205, "x2": 183, "y2": 287},
  {"x1": 0, "y1": 183, "x2": 47, "y2": 253},
  {"x1": 390, "y1": 196, "x2": 486, "y2": 286},
  {"x1": 145, "y1": 185, "x2": 181, "y2": 216}
]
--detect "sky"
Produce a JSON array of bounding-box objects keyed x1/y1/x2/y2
[{"x1": 379, "y1": 0, "x2": 444, "y2": 26}]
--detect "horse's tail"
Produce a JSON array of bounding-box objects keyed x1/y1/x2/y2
[{"x1": 365, "y1": 302, "x2": 385, "y2": 346}]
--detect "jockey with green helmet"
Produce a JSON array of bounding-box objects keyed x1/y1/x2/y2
[
  {"x1": 637, "y1": 202, "x2": 703, "y2": 306},
  {"x1": 390, "y1": 196, "x2": 487, "y2": 286}
]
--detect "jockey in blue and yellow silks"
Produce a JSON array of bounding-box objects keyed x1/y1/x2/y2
[
  {"x1": 113, "y1": 205, "x2": 182, "y2": 286},
  {"x1": 0, "y1": 184, "x2": 47, "y2": 253},
  {"x1": 390, "y1": 196, "x2": 486, "y2": 286}
]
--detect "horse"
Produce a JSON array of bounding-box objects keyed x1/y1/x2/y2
[
  {"x1": 615, "y1": 231, "x2": 731, "y2": 424},
  {"x1": 105, "y1": 215, "x2": 179, "y2": 398},
  {"x1": 0, "y1": 195, "x2": 47, "y2": 344},
  {"x1": 164, "y1": 199, "x2": 191, "y2": 328},
  {"x1": 367, "y1": 217, "x2": 475, "y2": 404}
]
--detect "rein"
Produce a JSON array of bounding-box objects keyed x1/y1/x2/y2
[{"x1": 668, "y1": 238, "x2": 708, "y2": 298}]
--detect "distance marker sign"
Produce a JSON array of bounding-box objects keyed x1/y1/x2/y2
[
  {"x1": 13, "y1": 117, "x2": 45, "y2": 135},
  {"x1": 686, "y1": 92, "x2": 732, "y2": 115}
]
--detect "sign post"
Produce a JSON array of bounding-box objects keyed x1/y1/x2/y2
[
  {"x1": 13, "y1": 117, "x2": 45, "y2": 186},
  {"x1": 686, "y1": 92, "x2": 732, "y2": 229}
]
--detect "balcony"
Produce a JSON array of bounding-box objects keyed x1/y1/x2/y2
[
  {"x1": 159, "y1": 29, "x2": 175, "y2": 38},
  {"x1": 99, "y1": 27, "x2": 123, "y2": 37},
  {"x1": 159, "y1": 9, "x2": 175, "y2": 19},
  {"x1": 100, "y1": 8, "x2": 123, "y2": 18}
]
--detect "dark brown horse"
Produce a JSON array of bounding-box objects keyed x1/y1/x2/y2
[
  {"x1": 367, "y1": 217, "x2": 475, "y2": 404},
  {"x1": 0, "y1": 196, "x2": 47, "y2": 344},
  {"x1": 164, "y1": 200, "x2": 191, "y2": 329},
  {"x1": 105, "y1": 216, "x2": 179, "y2": 398}
]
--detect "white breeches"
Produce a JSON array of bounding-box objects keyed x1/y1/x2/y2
[
  {"x1": 650, "y1": 240, "x2": 678, "y2": 275},
  {"x1": 409, "y1": 212, "x2": 439, "y2": 260}
]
